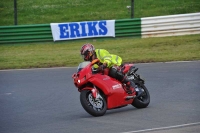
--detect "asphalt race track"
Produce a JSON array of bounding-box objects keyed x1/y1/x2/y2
[{"x1": 0, "y1": 61, "x2": 200, "y2": 133}]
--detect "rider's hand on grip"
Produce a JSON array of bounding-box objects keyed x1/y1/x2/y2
[{"x1": 98, "y1": 63, "x2": 107, "y2": 72}]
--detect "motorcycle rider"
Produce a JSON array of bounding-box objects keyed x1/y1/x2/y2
[{"x1": 80, "y1": 43, "x2": 143, "y2": 97}]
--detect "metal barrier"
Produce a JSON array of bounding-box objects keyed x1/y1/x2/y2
[
  {"x1": 0, "y1": 19, "x2": 142, "y2": 44},
  {"x1": 0, "y1": 13, "x2": 199, "y2": 44},
  {"x1": 115, "y1": 18, "x2": 141, "y2": 38},
  {"x1": 0, "y1": 24, "x2": 52, "y2": 44},
  {"x1": 141, "y1": 12, "x2": 200, "y2": 38}
]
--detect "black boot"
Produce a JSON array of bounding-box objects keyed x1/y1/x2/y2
[
  {"x1": 125, "y1": 81, "x2": 136, "y2": 94},
  {"x1": 125, "y1": 80, "x2": 144, "y2": 97}
]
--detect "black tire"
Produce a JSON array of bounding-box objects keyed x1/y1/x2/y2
[
  {"x1": 132, "y1": 83, "x2": 150, "y2": 108},
  {"x1": 80, "y1": 90, "x2": 107, "y2": 117}
]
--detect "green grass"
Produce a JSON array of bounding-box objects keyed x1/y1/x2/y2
[
  {"x1": 0, "y1": 0, "x2": 200, "y2": 26},
  {"x1": 0, "y1": 34, "x2": 200, "y2": 69},
  {"x1": 0, "y1": 0, "x2": 200, "y2": 69}
]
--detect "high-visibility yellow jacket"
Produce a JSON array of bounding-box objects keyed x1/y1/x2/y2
[{"x1": 94, "y1": 49, "x2": 122, "y2": 68}]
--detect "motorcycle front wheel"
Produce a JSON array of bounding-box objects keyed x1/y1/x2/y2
[{"x1": 80, "y1": 90, "x2": 107, "y2": 117}]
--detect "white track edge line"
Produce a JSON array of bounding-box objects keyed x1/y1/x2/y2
[{"x1": 121, "y1": 122, "x2": 200, "y2": 133}]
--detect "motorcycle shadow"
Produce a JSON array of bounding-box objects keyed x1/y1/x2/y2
[
  {"x1": 80, "y1": 105, "x2": 148, "y2": 118},
  {"x1": 106, "y1": 106, "x2": 139, "y2": 115}
]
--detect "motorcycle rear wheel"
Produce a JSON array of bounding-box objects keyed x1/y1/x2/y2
[
  {"x1": 132, "y1": 83, "x2": 150, "y2": 108},
  {"x1": 80, "y1": 90, "x2": 107, "y2": 117}
]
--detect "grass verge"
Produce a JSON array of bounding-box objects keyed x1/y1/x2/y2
[{"x1": 0, "y1": 34, "x2": 199, "y2": 70}]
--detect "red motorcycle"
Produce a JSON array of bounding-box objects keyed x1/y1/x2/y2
[{"x1": 72, "y1": 59, "x2": 150, "y2": 116}]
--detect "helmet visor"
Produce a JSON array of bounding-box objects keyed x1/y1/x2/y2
[{"x1": 81, "y1": 51, "x2": 90, "y2": 61}]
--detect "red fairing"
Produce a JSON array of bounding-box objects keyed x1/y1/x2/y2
[
  {"x1": 72, "y1": 60, "x2": 135, "y2": 110},
  {"x1": 89, "y1": 74, "x2": 134, "y2": 109}
]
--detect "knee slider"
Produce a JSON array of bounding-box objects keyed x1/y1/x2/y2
[
  {"x1": 109, "y1": 67, "x2": 125, "y2": 82},
  {"x1": 116, "y1": 71, "x2": 124, "y2": 81},
  {"x1": 109, "y1": 67, "x2": 117, "y2": 78}
]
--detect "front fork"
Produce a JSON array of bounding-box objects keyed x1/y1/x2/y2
[{"x1": 82, "y1": 85, "x2": 103, "y2": 100}]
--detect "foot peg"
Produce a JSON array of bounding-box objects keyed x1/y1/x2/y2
[{"x1": 126, "y1": 90, "x2": 133, "y2": 94}]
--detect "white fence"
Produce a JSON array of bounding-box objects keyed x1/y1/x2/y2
[{"x1": 141, "y1": 12, "x2": 200, "y2": 38}]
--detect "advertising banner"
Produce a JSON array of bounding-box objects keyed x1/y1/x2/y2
[{"x1": 50, "y1": 20, "x2": 115, "y2": 41}]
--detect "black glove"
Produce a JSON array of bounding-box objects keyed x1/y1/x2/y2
[{"x1": 98, "y1": 63, "x2": 107, "y2": 72}]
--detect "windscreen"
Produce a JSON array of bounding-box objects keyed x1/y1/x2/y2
[{"x1": 77, "y1": 61, "x2": 90, "y2": 72}]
